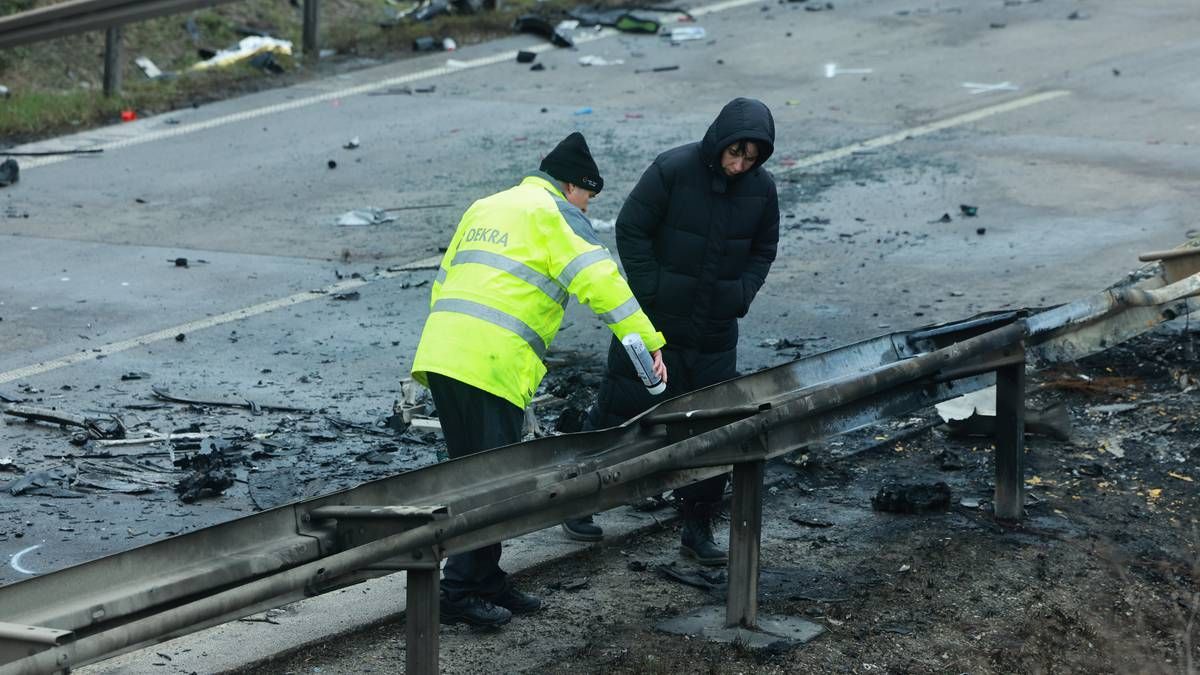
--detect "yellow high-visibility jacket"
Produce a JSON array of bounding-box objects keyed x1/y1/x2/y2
[{"x1": 412, "y1": 172, "x2": 666, "y2": 409}]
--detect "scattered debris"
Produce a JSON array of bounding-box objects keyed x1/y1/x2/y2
[
  {"x1": 249, "y1": 52, "x2": 285, "y2": 75},
  {"x1": 151, "y1": 386, "x2": 314, "y2": 414},
  {"x1": 134, "y1": 56, "x2": 164, "y2": 79},
  {"x1": 530, "y1": 63, "x2": 546, "y2": 71},
  {"x1": 174, "y1": 438, "x2": 240, "y2": 502},
  {"x1": 120, "y1": 372, "x2": 151, "y2": 381},
  {"x1": 871, "y1": 481, "x2": 952, "y2": 514},
  {"x1": 337, "y1": 208, "x2": 396, "y2": 226},
  {"x1": 516, "y1": 50, "x2": 537, "y2": 63},
  {"x1": 192, "y1": 36, "x2": 293, "y2": 71},
  {"x1": 634, "y1": 65, "x2": 680, "y2": 73},
  {"x1": 579, "y1": 55, "x2": 624, "y2": 67},
  {"x1": 172, "y1": 257, "x2": 189, "y2": 267},
  {"x1": 550, "y1": 577, "x2": 591, "y2": 591},
  {"x1": 331, "y1": 291, "x2": 361, "y2": 301},
  {"x1": 959, "y1": 204, "x2": 978, "y2": 217},
  {"x1": 788, "y1": 513, "x2": 834, "y2": 528},
  {"x1": 7, "y1": 468, "x2": 80, "y2": 497},
  {"x1": 0, "y1": 456, "x2": 21, "y2": 473},
  {"x1": 175, "y1": 333, "x2": 187, "y2": 342},
  {"x1": 568, "y1": 7, "x2": 661, "y2": 33},
  {"x1": 0, "y1": 159, "x2": 19, "y2": 188},
  {"x1": 343, "y1": 137, "x2": 360, "y2": 150},
  {"x1": 668, "y1": 26, "x2": 706, "y2": 42},
  {"x1": 656, "y1": 562, "x2": 726, "y2": 590},
  {"x1": 2, "y1": 404, "x2": 125, "y2": 440},
  {"x1": 514, "y1": 15, "x2": 574, "y2": 47}
]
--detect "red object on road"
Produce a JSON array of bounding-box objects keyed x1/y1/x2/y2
[{"x1": 120, "y1": 109, "x2": 137, "y2": 122}]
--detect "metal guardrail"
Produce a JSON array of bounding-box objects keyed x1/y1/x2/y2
[
  {"x1": 0, "y1": 245, "x2": 1197, "y2": 674},
  {"x1": 0, "y1": 0, "x2": 323, "y2": 95}
]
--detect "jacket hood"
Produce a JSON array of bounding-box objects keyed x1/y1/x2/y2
[{"x1": 700, "y1": 98, "x2": 776, "y2": 184}]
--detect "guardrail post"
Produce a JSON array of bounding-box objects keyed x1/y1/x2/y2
[
  {"x1": 302, "y1": 0, "x2": 319, "y2": 57},
  {"x1": 993, "y1": 354, "x2": 1026, "y2": 520},
  {"x1": 726, "y1": 459, "x2": 763, "y2": 628},
  {"x1": 405, "y1": 564, "x2": 439, "y2": 674},
  {"x1": 103, "y1": 26, "x2": 122, "y2": 97}
]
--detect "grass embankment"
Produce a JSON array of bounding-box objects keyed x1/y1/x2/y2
[{"x1": 0, "y1": 0, "x2": 584, "y2": 143}]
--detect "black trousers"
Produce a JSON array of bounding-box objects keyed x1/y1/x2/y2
[
  {"x1": 426, "y1": 372, "x2": 524, "y2": 600},
  {"x1": 586, "y1": 338, "x2": 738, "y2": 505}
]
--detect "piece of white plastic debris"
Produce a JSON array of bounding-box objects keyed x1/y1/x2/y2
[
  {"x1": 134, "y1": 56, "x2": 163, "y2": 79},
  {"x1": 670, "y1": 26, "x2": 706, "y2": 42},
  {"x1": 336, "y1": 208, "x2": 396, "y2": 227},
  {"x1": 578, "y1": 55, "x2": 624, "y2": 67}
]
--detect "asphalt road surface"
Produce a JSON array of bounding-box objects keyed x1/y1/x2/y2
[{"x1": 0, "y1": 0, "x2": 1196, "y2": 652}]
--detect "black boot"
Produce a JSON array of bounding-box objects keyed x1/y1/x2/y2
[
  {"x1": 491, "y1": 584, "x2": 542, "y2": 614},
  {"x1": 679, "y1": 501, "x2": 727, "y2": 567},
  {"x1": 440, "y1": 592, "x2": 512, "y2": 627},
  {"x1": 561, "y1": 514, "x2": 604, "y2": 542}
]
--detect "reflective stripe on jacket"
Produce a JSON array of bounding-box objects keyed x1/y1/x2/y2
[{"x1": 412, "y1": 172, "x2": 666, "y2": 409}]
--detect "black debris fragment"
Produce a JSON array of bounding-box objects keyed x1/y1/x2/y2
[
  {"x1": 530, "y1": 63, "x2": 546, "y2": 71},
  {"x1": 788, "y1": 513, "x2": 834, "y2": 528},
  {"x1": 248, "y1": 52, "x2": 285, "y2": 74},
  {"x1": 175, "y1": 333, "x2": 187, "y2": 342},
  {"x1": 0, "y1": 159, "x2": 18, "y2": 187},
  {"x1": 121, "y1": 372, "x2": 151, "y2": 381},
  {"x1": 516, "y1": 50, "x2": 537, "y2": 64},
  {"x1": 514, "y1": 15, "x2": 574, "y2": 47},
  {"x1": 976, "y1": 227, "x2": 987, "y2": 235},
  {"x1": 172, "y1": 257, "x2": 189, "y2": 267},
  {"x1": 959, "y1": 204, "x2": 978, "y2": 217},
  {"x1": 7, "y1": 468, "x2": 78, "y2": 497},
  {"x1": 635, "y1": 65, "x2": 680, "y2": 74},
  {"x1": 932, "y1": 213, "x2": 952, "y2": 223},
  {"x1": 413, "y1": 36, "x2": 438, "y2": 51},
  {"x1": 332, "y1": 291, "x2": 360, "y2": 301},
  {"x1": 871, "y1": 481, "x2": 951, "y2": 514},
  {"x1": 173, "y1": 437, "x2": 241, "y2": 503},
  {"x1": 936, "y1": 449, "x2": 964, "y2": 471},
  {"x1": 656, "y1": 562, "x2": 727, "y2": 590}
]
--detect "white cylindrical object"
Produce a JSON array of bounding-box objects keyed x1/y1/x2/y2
[{"x1": 622, "y1": 334, "x2": 665, "y2": 395}]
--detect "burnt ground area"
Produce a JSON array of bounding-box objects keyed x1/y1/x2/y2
[{"x1": 251, "y1": 324, "x2": 1199, "y2": 675}]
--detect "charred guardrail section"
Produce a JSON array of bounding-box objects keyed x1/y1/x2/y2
[{"x1": 0, "y1": 244, "x2": 1197, "y2": 675}]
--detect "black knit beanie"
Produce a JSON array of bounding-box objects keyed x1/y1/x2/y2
[{"x1": 539, "y1": 132, "x2": 604, "y2": 194}]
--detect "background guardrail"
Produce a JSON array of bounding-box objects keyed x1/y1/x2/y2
[{"x1": 0, "y1": 0, "x2": 323, "y2": 95}]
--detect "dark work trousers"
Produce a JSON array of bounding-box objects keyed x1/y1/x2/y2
[
  {"x1": 426, "y1": 372, "x2": 525, "y2": 601},
  {"x1": 586, "y1": 338, "x2": 738, "y2": 504}
]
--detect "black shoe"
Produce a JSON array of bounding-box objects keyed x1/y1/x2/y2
[
  {"x1": 561, "y1": 515, "x2": 604, "y2": 542},
  {"x1": 491, "y1": 585, "x2": 542, "y2": 614},
  {"x1": 440, "y1": 593, "x2": 512, "y2": 627},
  {"x1": 680, "y1": 502, "x2": 728, "y2": 567}
]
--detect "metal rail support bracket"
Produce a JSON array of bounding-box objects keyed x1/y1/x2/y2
[
  {"x1": 103, "y1": 25, "x2": 122, "y2": 97},
  {"x1": 993, "y1": 347, "x2": 1027, "y2": 521}
]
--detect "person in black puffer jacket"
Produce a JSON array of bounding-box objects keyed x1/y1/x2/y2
[{"x1": 561, "y1": 98, "x2": 779, "y2": 565}]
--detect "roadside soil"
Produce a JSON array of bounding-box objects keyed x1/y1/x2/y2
[{"x1": 247, "y1": 325, "x2": 1200, "y2": 674}]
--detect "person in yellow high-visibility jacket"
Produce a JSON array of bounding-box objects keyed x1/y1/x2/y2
[{"x1": 411, "y1": 132, "x2": 668, "y2": 628}]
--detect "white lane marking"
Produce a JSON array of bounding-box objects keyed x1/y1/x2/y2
[
  {"x1": 963, "y1": 81, "x2": 1020, "y2": 95},
  {"x1": 0, "y1": 256, "x2": 443, "y2": 386},
  {"x1": 17, "y1": 0, "x2": 770, "y2": 172},
  {"x1": 780, "y1": 90, "x2": 1070, "y2": 172},
  {"x1": 0, "y1": 92, "x2": 1069, "y2": 385},
  {"x1": 10, "y1": 544, "x2": 42, "y2": 575}
]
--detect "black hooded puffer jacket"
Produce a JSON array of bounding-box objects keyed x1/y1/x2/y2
[{"x1": 615, "y1": 97, "x2": 779, "y2": 353}]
